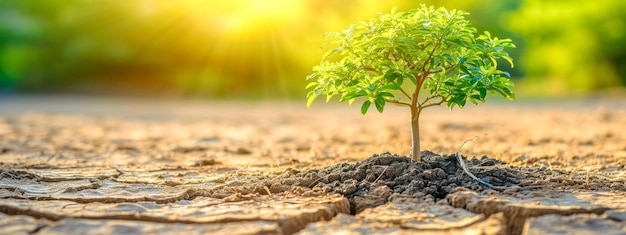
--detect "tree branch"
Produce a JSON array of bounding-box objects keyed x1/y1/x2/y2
[
  {"x1": 419, "y1": 96, "x2": 446, "y2": 111},
  {"x1": 363, "y1": 67, "x2": 378, "y2": 73},
  {"x1": 413, "y1": 35, "x2": 446, "y2": 110},
  {"x1": 421, "y1": 99, "x2": 445, "y2": 109},
  {"x1": 420, "y1": 95, "x2": 438, "y2": 106},
  {"x1": 420, "y1": 40, "x2": 443, "y2": 75},
  {"x1": 415, "y1": 36, "x2": 444, "y2": 96},
  {"x1": 417, "y1": 94, "x2": 447, "y2": 112},
  {"x1": 403, "y1": 57, "x2": 416, "y2": 70},
  {"x1": 385, "y1": 99, "x2": 412, "y2": 107},
  {"x1": 393, "y1": 81, "x2": 412, "y2": 100}
]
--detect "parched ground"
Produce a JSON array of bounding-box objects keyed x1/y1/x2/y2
[{"x1": 0, "y1": 95, "x2": 625, "y2": 234}]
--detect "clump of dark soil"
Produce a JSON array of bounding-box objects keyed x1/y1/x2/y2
[{"x1": 263, "y1": 152, "x2": 526, "y2": 214}]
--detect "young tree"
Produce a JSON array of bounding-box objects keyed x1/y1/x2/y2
[{"x1": 306, "y1": 5, "x2": 516, "y2": 161}]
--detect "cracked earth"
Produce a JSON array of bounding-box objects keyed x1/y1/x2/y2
[{"x1": 0, "y1": 96, "x2": 625, "y2": 234}]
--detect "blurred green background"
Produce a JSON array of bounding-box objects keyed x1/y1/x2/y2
[{"x1": 1, "y1": 0, "x2": 625, "y2": 99}]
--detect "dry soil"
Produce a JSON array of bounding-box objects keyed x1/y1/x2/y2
[{"x1": 0, "y1": 96, "x2": 625, "y2": 234}]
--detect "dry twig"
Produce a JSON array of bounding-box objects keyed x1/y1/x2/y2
[{"x1": 373, "y1": 166, "x2": 389, "y2": 184}]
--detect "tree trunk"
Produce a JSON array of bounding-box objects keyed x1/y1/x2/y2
[{"x1": 410, "y1": 109, "x2": 421, "y2": 161}]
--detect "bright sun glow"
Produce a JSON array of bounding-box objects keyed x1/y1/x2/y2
[
  {"x1": 173, "y1": 0, "x2": 305, "y2": 35},
  {"x1": 142, "y1": 0, "x2": 309, "y2": 97}
]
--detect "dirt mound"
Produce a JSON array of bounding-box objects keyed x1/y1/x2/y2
[{"x1": 263, "y1": 152, "x2": 526, "y2": 214}]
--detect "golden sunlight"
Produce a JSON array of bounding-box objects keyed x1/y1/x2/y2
[
  {"x1": 132, "y1": 0, "x2": 311, "y2": 97},
  {"x1": 178, "y1": 0, "x2": 305, "y2": 35}
]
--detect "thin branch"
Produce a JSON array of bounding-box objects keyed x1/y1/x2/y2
[
  {"x1": 414, "y1": 36, "x2": 445, "y2": 106},
  {"x1": 420, "y1": 98, "x2": 445, "y2": 110},
  {"x1": 420, "y1": 95, "x2": 438, "y2": 106},
  {"x1": 373, "y1": 166, "x2": 389, "y2": 184},
  {"x1": 400, "y1": 87, "x2": 412, "y2": 100},
  {"x1": 403, "y1": 57, "x2": 416, "y2": 70},
  {"x1": 392, "y1": 81, "x2": 412, "y2": 100},
  {"x1": 420, "y1": 39, "x2": 443, "y2": 75},
  {"x1": 385, "y1": 99, "x2": 412, "y2": 107},
  {"x1": 363, "y1": 67, "x2": 378, "y2": 73},
  {"x1": 417, "y1": 94, "x2": 447, "y2": 112}
]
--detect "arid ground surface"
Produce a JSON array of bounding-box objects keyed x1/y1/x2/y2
[{"x1": 0, "y1": 96, "x2": 625, "y2": 234}]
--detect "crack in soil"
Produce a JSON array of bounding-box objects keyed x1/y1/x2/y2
[{"x1": 1, "y1": 152, "x2": 624, "y2": 235}]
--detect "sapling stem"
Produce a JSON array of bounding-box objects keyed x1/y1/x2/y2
[{"x1": 410, "y1": 108, "x2": 421, "y2": 161}]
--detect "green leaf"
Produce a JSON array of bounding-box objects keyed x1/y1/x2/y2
[
  {"x1": 341, "y1": 90, "x2": 367, "y2": 101},
  {"x1": 407, "y1": 75, "x2": 417, "y2": 84},
  {"x1": 378, "y1": 91, "x2": 394, "y2": 99},
  {"x1": 323, "y1": 48, "x2": 342, "y2": 59},
  {"x1": 325, "y1": 94, "x2": 334, "y2": 102},
  {"x1": 470, "y1": 94, "x2": 481, "y2": 101},
  {"x1": 305, "y1": 82, "x2": 318, "y2": 89},
  {"x1": 490, "y1": 57, "x2": 497, "y2": 67},
  {"x1": 380, "y1": 84, "x2": 401, "y2": 91},
  {"x1": 460, "y1": 66, "x2": 471, "y2": 75},
  {"x1": 453, "y1": 94, "x2": 467, "y2": 107},
  {"x1": 361, "y1": 100, "x2": 371, "y2": 115},
  {"x1": 306, "y1": 92, "x2": 318, "y2": 108},
  {"x1": 449, "y1": 38, "x2": 467, "y2": 47},
  {"x1": 383, "y1": 70, "x2": 401, "y2": 82},
  {"x1": 469, "y1": 95, "x2": 479, "y2": 105},
  {"x1": 374, "y1": 97, "x2": 385, "y2": 112},
  {"x1": 502, "y1": 56, "x2": 514, "y2": 68},
  {"x1": 478, "y1": 87, "x2": 487, "y2": 99}
]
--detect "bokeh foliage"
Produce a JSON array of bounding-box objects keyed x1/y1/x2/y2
[
  {"x1": 509, "y1": 0, "x2": 626, "y2": 96},
  {"x1": 0, "y1": 0, "x2": 624, "y2": 98}
]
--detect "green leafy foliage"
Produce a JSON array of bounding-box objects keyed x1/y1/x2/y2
[
  {"x1": 509, "y1": 0, "x2": 626, "y2": 95},
  {"x1": 306, "y1": 5, "x2": 515, "y2": 114}
]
